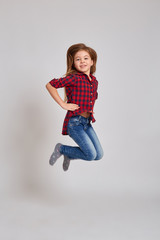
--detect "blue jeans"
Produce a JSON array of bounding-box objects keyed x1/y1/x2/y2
[{"x1": 60, "y1": 115, "x2": 104, "y2": 160}]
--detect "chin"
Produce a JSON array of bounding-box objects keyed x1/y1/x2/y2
[{"x1": 80, "y1": 68, "x2": 88, "y2": 73}]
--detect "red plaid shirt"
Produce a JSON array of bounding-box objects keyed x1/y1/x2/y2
[{"x1": 49, "y1": 72, "x2": 98, "y2": 135}]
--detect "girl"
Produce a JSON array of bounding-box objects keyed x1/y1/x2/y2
[{"x1": 46, "y1": 43, "x2": 103, "y2": 171}]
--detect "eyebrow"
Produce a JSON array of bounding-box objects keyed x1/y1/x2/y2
[{"x1": 75, "y1": 55, "x2": 89, "y2": 58}]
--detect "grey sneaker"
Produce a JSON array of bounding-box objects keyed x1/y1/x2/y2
[
  {"x1": 63, "y1": 155, "x2": 70, "y2": 171},
  {"x1": 49, "y1": 143, "x2": 62, "y2": 166}
]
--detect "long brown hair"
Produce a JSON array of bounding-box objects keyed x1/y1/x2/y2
[{"x1": 64, "y1": 43, "x2": 97, "y2": 101}]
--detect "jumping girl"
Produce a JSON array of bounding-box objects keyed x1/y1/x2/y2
[{"x1": 46, "y1": 43, "x2": 104, "y2": 171}]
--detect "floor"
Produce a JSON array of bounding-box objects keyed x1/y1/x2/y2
[{"x1": 1, "y1": 192, "x2": 160, "y2": 240}]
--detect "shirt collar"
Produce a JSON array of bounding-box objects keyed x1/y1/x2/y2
[{"x1": 75, "y1": 71, "x2": 96, "y2": 80}]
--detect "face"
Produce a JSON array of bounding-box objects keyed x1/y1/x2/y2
[{"x1": 74, "y1": 50, "x2": 93, "y2": 76}]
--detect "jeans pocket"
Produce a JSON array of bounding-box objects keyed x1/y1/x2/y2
[
  {"x1": 68, "y1": 117, "x2": 80, "y2": 126},
  {"x1": 67, "y1": 117, "x2": 80, "y2": 135}
]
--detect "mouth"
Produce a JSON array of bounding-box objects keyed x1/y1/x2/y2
[{"x1": 80, "y1": 65, "x2": 87, "y2": 68}]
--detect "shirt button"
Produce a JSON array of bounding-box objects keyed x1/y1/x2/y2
[{"x1": 90, "y1": 101, "x2": 92, "y2": 103}]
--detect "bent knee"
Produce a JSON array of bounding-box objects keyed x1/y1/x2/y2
[
  {"x1": 94, "y1": 151, "x2": 104, "y2": 160},
  {"x1": 85, "y1": 150, "x2": 97, "y2": 161}
]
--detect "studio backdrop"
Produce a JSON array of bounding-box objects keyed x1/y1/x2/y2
[{"x1": 0, "y1": 0, "x2": 160, "y2": 201}]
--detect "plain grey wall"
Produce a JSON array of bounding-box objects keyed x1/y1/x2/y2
[{"x1": 0, "y1": 0, "x2": 160, "y2": 201}]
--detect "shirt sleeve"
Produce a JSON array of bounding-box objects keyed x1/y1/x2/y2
[{"x1": 49, "y1": 75, "x2": 76, "y2": 89}]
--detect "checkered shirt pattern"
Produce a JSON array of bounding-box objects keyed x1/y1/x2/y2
[{"x1": 49, "y1": 72, "x2": 98, "y2": 135}]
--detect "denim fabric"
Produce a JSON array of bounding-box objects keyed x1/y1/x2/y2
[{"x1": 60, "y1": 115, "x2": 104, "y2": 161}]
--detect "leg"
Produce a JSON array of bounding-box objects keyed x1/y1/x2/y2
[
  {"x1": 85, "y1": 124, "x2": 104, "y2": 160},
  {"x1": 60, "y1": 117, "x2": 97, "y2": 161}
]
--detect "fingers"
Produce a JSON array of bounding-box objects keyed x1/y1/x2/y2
[
  {"x1": 68, "y1": 104, "x2": 79, "y2": 111},
  {"x1": 74, "y1": 104, "x2": 80, "y2": 110},
  {"x1": 72, "y1": 105, "x2": 79, "y2": 111}
]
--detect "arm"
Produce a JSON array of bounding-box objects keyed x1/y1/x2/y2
[{"x1": 46, "y1": 83, "x2": 79, "y2": 111}]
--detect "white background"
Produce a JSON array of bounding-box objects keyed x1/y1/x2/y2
[{"x1": 0, "y1": 0, "x2": 160, "y2": 239}]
